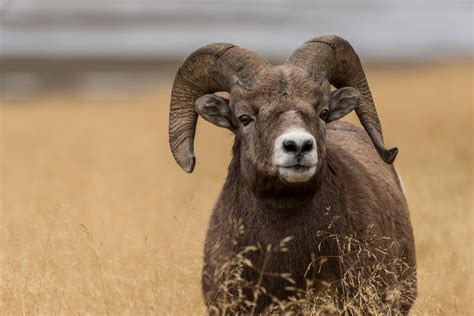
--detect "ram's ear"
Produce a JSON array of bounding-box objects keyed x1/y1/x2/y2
[
  {"x1": 195, "y1": 94, "x2": 236, "y2": 130},
  {"x1": 327, "y1": 87, "x2": 362, "y2": 122}
]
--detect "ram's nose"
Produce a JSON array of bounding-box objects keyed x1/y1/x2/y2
[
  {"x1": 282, "y1": 138, "x2": 314, "y2": 155},
  {"x1": 273, "y1": 129, "x2": 318, "y2": 167}
]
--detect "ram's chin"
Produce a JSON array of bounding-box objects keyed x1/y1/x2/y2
[{"x1": 278, "y1": 166, "x2": 316, "y2": 183}]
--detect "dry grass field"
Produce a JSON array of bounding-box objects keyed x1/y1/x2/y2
[{"x1": 0, "y1": 62, "x2": 472, "y2": 315}]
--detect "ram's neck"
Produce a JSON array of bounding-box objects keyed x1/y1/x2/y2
[{"x1": 218, "y1": 139, "x2": 338, "y2": 218}]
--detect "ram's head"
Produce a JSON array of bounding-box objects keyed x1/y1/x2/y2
[{"x1": 168, "y1": 36, "x2": 398, "y2": 187}]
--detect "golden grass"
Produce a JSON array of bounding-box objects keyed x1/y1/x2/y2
[
  {"x1": 205, "y1": 216, "x2": 417, "y2": 314},
  {"x1": 0, "y1": 62, "x2": 472, "y2": 315}
]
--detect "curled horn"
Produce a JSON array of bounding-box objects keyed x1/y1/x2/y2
[
  {"x1": 285, "y1": 35, "x2": 398, "y2": 164},
  {"x1": 169, "y1": 43, "x2": 269, "y2": 172}
]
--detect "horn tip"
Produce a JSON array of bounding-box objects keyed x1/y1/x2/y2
[
  {"x1": 175, "y1": 153, "x2": 195, "y2": 173},
  {"x1": 181, "y1": 155, "x2": 196, "y2": 173},
  {"x1": 381, "y1": 146, "x2": 398, "y2": 164},
  {"x1": 171, "y1": 140, "x2": 196, "y2": 173}
]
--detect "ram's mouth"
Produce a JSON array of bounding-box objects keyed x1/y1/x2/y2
[
  {"x1": 283, "y1": 165, "x2": 312, "y2": 172},
  {"x1": 277, "y1": 165, "x2": 316, "y2": 183}
]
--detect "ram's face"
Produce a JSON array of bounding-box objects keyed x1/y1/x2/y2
[
  {"x1": 195, "y1": 67, "x2": 361, "y2": 186},
  {"x1": 231, "y1": 68, "x2": 327, "y2": 184}
]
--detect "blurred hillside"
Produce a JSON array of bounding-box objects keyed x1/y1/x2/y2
[
  {"x1": 0, "y1": 0, "x2": 472, "y2": 99},
  {"x1": 1, "y1": 0, "x2": 472, "y2": 59}
]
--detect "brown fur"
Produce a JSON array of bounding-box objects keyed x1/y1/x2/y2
[{"x1": 198, "y1": 67, "x2": 416, "y2": 314}]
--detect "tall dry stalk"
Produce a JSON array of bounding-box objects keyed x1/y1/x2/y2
[
  {"x1": 206, "y1": 215, "x2": 416, "y2": 315},
  {"x1": 34, "y1": 208, "x2": 59, "y2": 316},
  {"x1": 80, "y1": 224, "x2": 110, "y2": 316}
]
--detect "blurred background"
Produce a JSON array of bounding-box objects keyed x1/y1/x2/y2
[
  {"x1": 1, "y1": 0, "x2": 472, "y2": 99},
  {"x1": 0, "y1": 1, "x2": 472, "y2": 315}
]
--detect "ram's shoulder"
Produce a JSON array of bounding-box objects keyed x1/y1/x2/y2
[
  {"x1": 326, "y1": 120, "x2": 382, "y2": 166},
  {"x1": 327, "y1": 120, "x2": 361, "y2": 133},
  {"x1": 326, "y1": 120, "x2": 401, "y2": 190},
  {"x1": 327, "y1": 121, "x2": 369, "y2": 143}
]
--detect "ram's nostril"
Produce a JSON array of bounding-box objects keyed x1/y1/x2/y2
[
  {"x1": 283, "y1": 140, "x2": 298, "y2": 153},
  {"x1": 301, "y1": 139, "x2": 314, "y2": 153}
]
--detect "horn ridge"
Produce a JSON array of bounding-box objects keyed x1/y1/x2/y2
[
  {"x1": 168, "y1": 43, "x2": 269, "y2": 172},
  {"x1": 286, "y1": 35, "x2": 398, "y2": 164}
]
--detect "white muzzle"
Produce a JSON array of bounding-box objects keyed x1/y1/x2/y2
[{"x1": 273, "y1": 129, "x2": 318, "y2": 183}]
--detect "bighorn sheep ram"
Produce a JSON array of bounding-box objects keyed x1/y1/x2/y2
[{"x1": 168, "y1": 35, "x2": 416, "y2": 314}]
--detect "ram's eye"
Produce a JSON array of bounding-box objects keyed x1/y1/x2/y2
[
  {"x1": 238, "y1": 115, "x2": 252, "y2": 126},
  {"x1": 319, "y1": 109, "x2": 329, "y2": 121}
]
